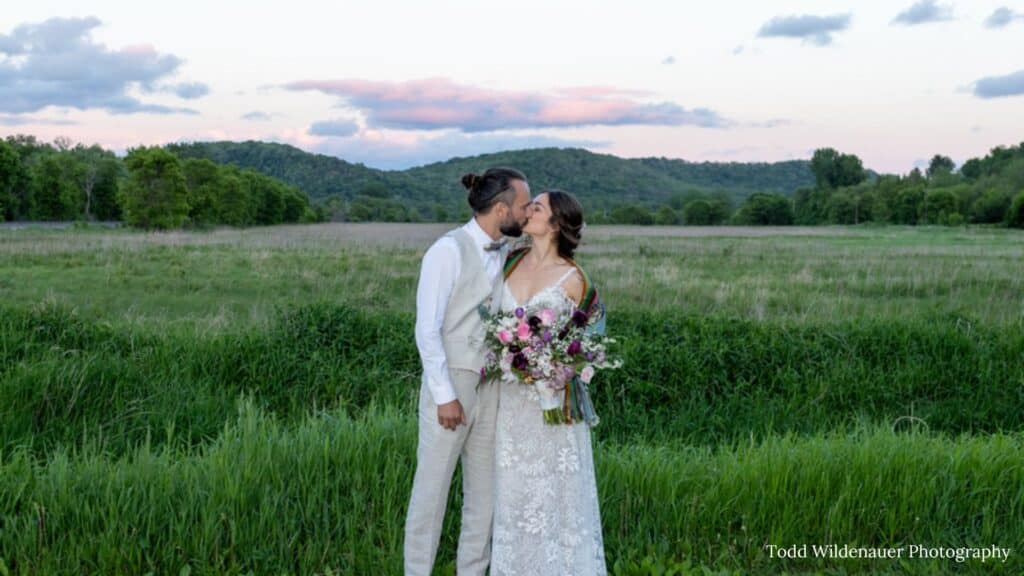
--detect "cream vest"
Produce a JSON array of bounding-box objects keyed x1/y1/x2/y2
[{"x1": 441, "y1": 227, "x2": 505, "y2": 374}]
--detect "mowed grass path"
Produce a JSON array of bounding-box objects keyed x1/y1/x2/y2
[{"x1": 1, "y1": 223, "x2": 1023, "y2": 574}]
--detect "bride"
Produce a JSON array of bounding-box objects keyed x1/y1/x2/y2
[{"x1": 491, "y1": 189, "x2": 607, "y2": 575}]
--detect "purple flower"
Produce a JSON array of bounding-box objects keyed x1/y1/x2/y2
[
  {"x1": 584, "y1": 351, "x2": 595, "y2": 361},
  {"x1": 514, "y1": 307, "x2": 525, "y2": 319},
  {"x1": 512, "y1": 353, "x2": 529, "y2": 371},
  {"x1": 509, "y1": 344, "x2": 521, "y2": 354},
  {"x1": 566, "y1": 340, "x2": 582, "y2": 356},
  {"x1": 480, "y1": 367, "x2": 486, "y2": 377},
  {"x1": 542, "y1": 329, "x2": 553, "y2": 343},
  {"x1": 558, "y1": 326, "x2": 570, "y2": 340},
  {"x1": 571, "y1": 310, "x2": 589, "y2": 328},
  {"x1": 528, "y1": 315, "x2": 542, "y2": 331}
]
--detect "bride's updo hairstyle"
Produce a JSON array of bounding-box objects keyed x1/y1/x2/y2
[
  {"x1": 461, "y1": 167, "x2": 526, "y2": 215},
  {"x1": 544, "y1": 189, "x2": 585, "y2": 260}
]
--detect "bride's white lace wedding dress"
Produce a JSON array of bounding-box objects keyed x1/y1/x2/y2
[{"x1": 491, "y1": 268, "x2": 607, "y2": 575}]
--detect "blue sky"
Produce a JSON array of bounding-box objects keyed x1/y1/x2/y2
[{"x1": 2, "y1": 0, "x2": 1023, "y2": 172}]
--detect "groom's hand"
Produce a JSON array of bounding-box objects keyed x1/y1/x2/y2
[{"x1": 437, "y1": 400, "x2": 466, "y2": 430}]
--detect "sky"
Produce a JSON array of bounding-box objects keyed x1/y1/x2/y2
[{"x1": 1, "y1": 0, "x2": 1023, "y2": 173}]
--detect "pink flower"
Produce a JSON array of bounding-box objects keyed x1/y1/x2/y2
[
  {"x1": 580, "y1": 365, "x2": 595, "y2": 384},
  {"x1": 497, "y1": 329, "x2": 514, "y2": 344},
  {"x1": 516, "y1": 322, "x2": 532, "y2": 340},
  {"x1": 538, "y1": 308, "x2": 556, "y2": 326}
]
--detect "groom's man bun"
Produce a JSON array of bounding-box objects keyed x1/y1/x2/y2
[{"x1": 461, "y1": 167, "x2": 526, "y2": 215}]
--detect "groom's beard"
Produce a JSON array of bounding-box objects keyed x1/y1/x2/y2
[{"x1": 499, "y1": 216, "x2": 525, "y2": 237}]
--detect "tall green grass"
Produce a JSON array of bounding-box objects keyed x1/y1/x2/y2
[
  {"x1": 3, "y1": 302, "x2": 1022, "y2": 457},
  {"x1": 1, "y1": 399, "x2": 1020, "y2": 575}
]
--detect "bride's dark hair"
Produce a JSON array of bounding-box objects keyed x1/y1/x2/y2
[{"x1": 544, "y1": 189, "x2": 585, "y2": 260}]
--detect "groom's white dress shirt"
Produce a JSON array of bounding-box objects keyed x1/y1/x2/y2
[{"x1": 415, "y1": 218, "x2": 503, "y2": 406}]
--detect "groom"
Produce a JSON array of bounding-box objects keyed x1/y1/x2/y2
[{"x1": 404, "y1": 167, "x2": 531, "y2": 576}]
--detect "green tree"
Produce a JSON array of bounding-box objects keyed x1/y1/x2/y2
[
  {"x1": 667, "y1": 188, "x2": 707, "y2": 211},
  {"x1": 734, "y1": 193, "x2": 793, "y2": 225},
  {"x1": 5, "y1": 135, "x2": 50, "y2": 219},
  {"x1": 810, "y1": 148, "x2": 840, "y2": 189},
  {"x1": 835, "y1": 154, "x2": 867, "y2": 187},
  {"x1": 827, "y1": 191, "x2": 858, "y2": 224},
  {"x1": 971, "y1": 189, "x2": 1012, "y2": 224},
  {"x1": 347, "y1": 195, "x2": 411, "y2": 222},
  {"x1": 182, "y1": 158, "x2": 222, "y2": 226},
  {"x1": 30, "y1": 154, "x2": 81, "y2": 220},
  {"x1": 121, "y1": 147, "x2": 189, "y2": 230},
  {"x1": 707, "y1": 199, "x2": 731, "y2": 224},
  {"x1": 321, "y1": 196, "x2": 347, "y2": 222},
  {"x1": 310, "y1": 203, "x2": 328, "y2": 223},
  {"x1": 653, "y1": 205, "x2": 680, "y2": 225},
  {"x1": 282, "y1": 188, "x2": 309, "y2": 223},
  {"x1": 960, "y1": 158, "x2": 982, "y2": 180},
  {"x1": 358, "y1": 182, "x2": 391, "y2": 199},
  {"x1": 926, "y1": 155, "x2": 955, "y2": 179},
  {"x1": 608, "y1": 204, "x2": 654, "y2": 225},
  {"x1": 70, "y1": 144, "x2": 121, "y2": 221},
  {"x1": 871, "y1": 175, "x2": 903, "y2": 223},
  {"x1": 91, "y1": 154, "x2": 123, "y2": 221},
  {"x1": 1007, "y1": 191, "x2": 1024, "y2": 228},
  {"x1": 682, "y1": 200, "x2": 712, "y2": 225},
  {"x1": 793, "y1": 186, "x2": 830, "y2": 224},
  {"x1": 920, "y1": 189, "x2": 960, "y2": 225},
  {"x1": 892, "y1": 187, "x2": 924, "y2": 225},
  {"x1": 906, "y1": 167, "x2": 925, "y2": 186},
  {"x1": 432, "y1": 203, "x2": 449, "y2": 222},
  {"x1": 244, "y1": 170, "x2": 286, "y2": 225},
  {"x1": 0, "y1": 140, "x2": 24, "y2": 221},
  {"x1": 811, "y1": 148, "x2": 866, "y2": 189},
  {"x1": 216, "y1": 168, "x2": 254, "y2": 226}
]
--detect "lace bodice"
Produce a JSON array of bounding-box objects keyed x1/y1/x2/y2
[{"x1": 501, "y1": 267, "x2": 578, "y2": 318}]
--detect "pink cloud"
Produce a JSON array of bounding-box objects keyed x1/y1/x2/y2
[
  {"x1": 556, "y1": 86, "x2": 655, "y2": 98},
  {"x1": 284, "y1": 77, "x2": 728, "y2": 131}
]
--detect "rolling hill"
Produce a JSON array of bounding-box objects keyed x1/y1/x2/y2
[{"x1": 165, "y1": 141, "x2": 817, "y2": 218}]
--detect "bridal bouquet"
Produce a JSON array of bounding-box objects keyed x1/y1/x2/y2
[{"x1": 478, "y1": 303, "x2": 621, "y2": 426}]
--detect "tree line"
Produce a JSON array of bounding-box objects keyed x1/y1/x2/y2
[
  {"x1": 560, "y1": 144, "x2": 1024, "y2": 228},
  {"x1": 2, "y1": 134, "x2": 1022, "y2": 229},
  {"x1": 1, "y1": 135, "x2": 318, "y2": 230}
]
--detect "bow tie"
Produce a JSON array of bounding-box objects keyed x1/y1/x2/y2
[{"x1": 484, "y1": 239, "x2": 507, "y2": 252}]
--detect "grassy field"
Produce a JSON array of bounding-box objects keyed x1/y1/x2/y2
[
  {"x1": 2, "y1": 223, "x2": 1022, "y2": 330},
  {"x1": 1, "y1": 222, "x2": 1023, "y2": 575}
]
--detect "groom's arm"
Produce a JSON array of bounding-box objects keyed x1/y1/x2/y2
[{"x1": 414, "y1": 238, "x2": 465, "y2": 429}]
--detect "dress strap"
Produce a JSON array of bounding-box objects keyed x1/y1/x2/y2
[{"x1": 554, "y1": 267, "x2": 578, "y2": 287}]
